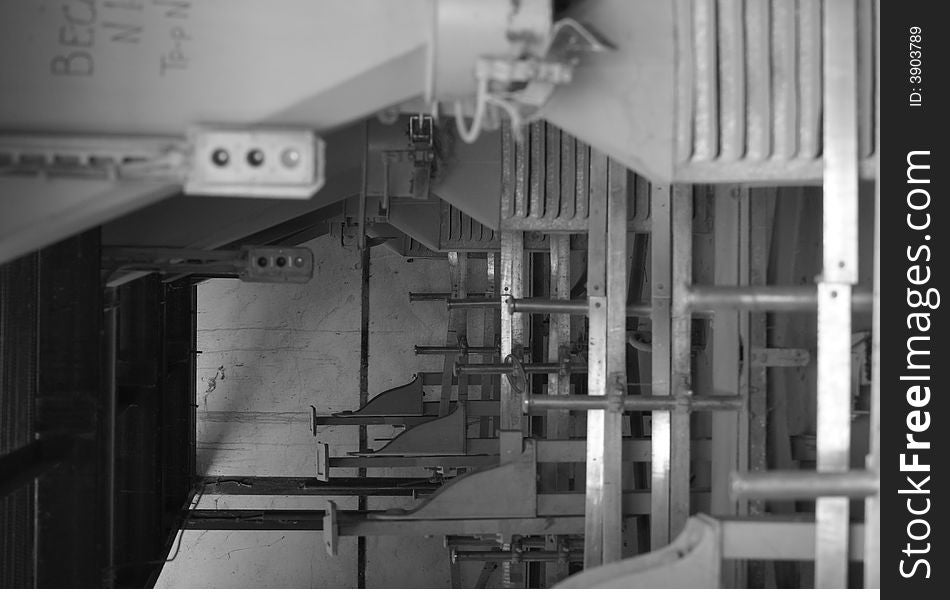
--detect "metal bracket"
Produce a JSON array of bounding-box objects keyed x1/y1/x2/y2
[
  {"x1": 350, "y1": 406, "x2": 465, "y2": 456},
  {"x1": 750, "y1": 347, "x2": 810, "y2": 368},
  {"x1": 315, "y1": 442, "x2": 330, "y2": 482},
  {"x1": 330, "y1": 375, "x2": 424, "y2": 418},
  {"x1": 323, "y1": 500, "x2": 339, "y2": 556},
  {"x1": 369, "y1": 441, "x2": 538, "y2": 521},
  {"x1": 101, "y1": 245, "x2": 314, "y2": 283},
  {"x1": 557, "y1": 515, "x2": 722, "y2": 588}
]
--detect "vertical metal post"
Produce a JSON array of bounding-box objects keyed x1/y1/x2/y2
[
  {"x1": 816, "y1": 0, "x2": 859, "y2": 588},
  {"x1": 602, "y1": 159, "x2": 628, "y2": 564},
  {"x1": 583, "y1": 149, "x2": 609, "y2": 568},
  {"x1": 669, "y1": 184, "x2": 693, "y2": 538},
  {"x1": 547, "y1": 235, "x2": 573, "y2": 488},
  {"x1": 480, "y1": 253, "x2": 498, "y2": 439},
  {"x1": 649, "y1": 184, "x2": 672, "y2": 549},
  {"x1": 745, "y1": 187, "x2": 773, "y2": 587},
  {"x1": 543, "y1": 236, "x2": 572, "y2": 587},
  {"x1": 439, "y1": 252, "x2": 463, "y2": 417},
  {"x1": 499, "y1": 232, "x2": 525, "y2": 461},
  {"x1": 103, "y1": 286, "x2": 118, "y2": 588},
  {"x1": 711, "y1": 186, "x2": 741, "y2": 587},
  {"x1": 865, "y1": 0, "x2": 881, "y2": 586},
  {"x1": 357, "y1": 236, "x2": 371, "y2": 589}
]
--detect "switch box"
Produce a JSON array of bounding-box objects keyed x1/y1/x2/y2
[
  {"x1": 186, "y1": 127, "x2": 325, "y2": 199},
  {"x1": 241, "y1": 246, "x2": 314, "y2": 283}
]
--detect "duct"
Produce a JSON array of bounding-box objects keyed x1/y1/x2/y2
[
  {"x1": 0, "y1": 0, "x2": 433, "y2": 135},
  {"x1": 386, "y1": 199, "x2": 443, "y2": 252},
  {"x1": 430, "y1": 130, "x2": 503, "y2": 230},
  {"x1": 0, "y1": 0, "x2": 553, "y2": 137}
]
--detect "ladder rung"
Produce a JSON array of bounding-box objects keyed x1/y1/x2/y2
[{"x1": 730, "y1": 470, "x2": 878, "y2": 500}]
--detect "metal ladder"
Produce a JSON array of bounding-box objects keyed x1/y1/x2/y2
[{"x1": 496, "y1": 0, "x2": 879, "y2": 588}]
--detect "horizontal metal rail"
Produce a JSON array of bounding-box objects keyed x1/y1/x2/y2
[
  {"x1": 183, "y1": 511, "x2": 588, "y2": 536},
  {"x1": 455, "y1": 362, "x2": 587, "y2": 376},
  {"x1": 326, "y1": 439, "x2": 714, "y2": 468},
  {"x1": 730, "y1": 470, "x2": 879, "y2": 500},
  {"x1": 507, "y1": 286, "x2": 874, "y2": 315},
  {"x1": 451, "y1": 549, "x2": 579, "y2": 563},
  {"x1": 408, "y1": 293, "x2": 500, "y2": 308},
  {"x1": 199, "y1": 476, "x2": 438, "y2": 497},
  {"x1": 446, "y1": 298, "x2": 501, "y2": 309},
  {"x1": 408, "y1": 292, "x2": 454, "y2": 302},
  {"x1": 414, "y1": 345, "x2": 498, "y2": 355},
  {"x1": 688, "y1": 285, "x2": 873, "y2": 312},
  {"x1": 523, "y1": 394, "x2": 742, "y2": 413},
  {"x1": 508, "y1": 298, "x2": 652, "y2": 317}
]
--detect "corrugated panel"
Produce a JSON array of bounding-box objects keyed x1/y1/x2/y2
[
  {"x1": 501, "y1": 122, "x2": 594, "y2": 232},
  {"x1": 1, "y1": 252, "x2": 38, "y2": 588},
  {"x1": 677, "y1": 0, "x2": 878, "y2": 174},
  {"x1": 439, "y1": 202, "x2": 498, "y2": 250}
]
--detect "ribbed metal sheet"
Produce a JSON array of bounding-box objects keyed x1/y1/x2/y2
[
  {"x1": 676, "y1": 0, "x2": 878, "y2": 178},
  {"x1": 1, "y1": 252, "x2": 38, "y2": 588},
  {"x1": 501, "y1": 122, "x2": 593, "y2": 232},
  {"x1": 439, "y1": 202, "x2": 498, "y2": 250}
]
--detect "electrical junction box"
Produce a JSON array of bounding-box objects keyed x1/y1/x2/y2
[
  {"x1": 241, "y1": 246, "x2": 314, "y2": 283},
  {"x1": 186, "y1": 127, "x2": 325, "y2": 199}
]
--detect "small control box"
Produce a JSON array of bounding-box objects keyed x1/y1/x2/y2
[
  {"x1": 186, "y1": 127, "x2": 325, "y2": 199},
  {"x1": 241, "y1": 246, "x2": 314, "y2": 283}
]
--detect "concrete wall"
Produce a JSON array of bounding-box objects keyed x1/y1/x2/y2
[{"x1": 157, "y1": 235, "x2": 459, "y2": 588}]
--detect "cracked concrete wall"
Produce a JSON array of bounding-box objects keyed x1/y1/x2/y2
[{"x1": 157, "y1": 235, "x2": 458, "y2": 588}]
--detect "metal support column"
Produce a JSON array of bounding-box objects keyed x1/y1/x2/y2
[
  {"x1": 545, "y1": 235, "x2": 572, "y2": 586},
  {"x1": 710, "y1": 186, "x2": 741, "y2": 588},
  {"x1": 669, "y1": 184, "x2": 693, "y2": 538},
  {"x1": 583, "y1": 155, "x2": 627, "y2": 567},
  {"x1": 499, "y1": 232, "x2": 525, "y2": 461},
  {"x1": 815, "y1": 0, "x2": 859, "y2": 588},
  {"x1": 865, "y1": 1, "x2": 881, "y2": 584},
  {"x1": 649, "y1": 183, "x2": 672, "y2": 549}
]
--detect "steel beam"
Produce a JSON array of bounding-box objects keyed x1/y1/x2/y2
[
  {"x1": 523, "y1": 394, "x2": 741, "y2": 412},
  {"x1": 498, "y1": 230, "x2": 526, "y2": 461},
  {"x1": 815, "y1": 0, "x2": 859, "y2": 588},
  {"x1": 865, "y1": 2, "x2": 881, "y2": 584},
  {"x1": 509, "y1": 298, "x2": 652, "y2": 317},
  {"x1": 324, "y1": 439, "x2": 714, "y2": 468},
  {"x1": 456, "y1": 362, "x2": 586, "y2": 376},
  {"x1": 583, "y1": 149, "x2": 609, "y2": 567},
  {"x1": 650, "y1": 183, "x2": 673, "y2": 549},
  {"x1": 183, "y1": 511, "x2": 587, "y2": 536},
  {"x1": 199, "y1": 476, "x2": 439, "y2": 497}
]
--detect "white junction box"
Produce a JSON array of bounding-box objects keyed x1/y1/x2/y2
[{"x1": 186, "y1": 127, "x2": 325, "y2": 199}]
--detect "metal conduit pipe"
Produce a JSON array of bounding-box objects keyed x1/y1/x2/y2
[
  {"x1": 509, "y1": 287, "x2": 874, "y2": 315},
  {"x1": 408, "y1": 293, "x2": 496, "y2": 303},
  {"x1": 523, "y1": 394, "x2": 743, "y2": 414},
  {"x1": 730, "y1": 470, "x2": 879, "y2": 500},
  {"x1": 452, "y1": 549, "x2": 579, "y2": 563},
  {"x1": 446, "y1": 297, "x2": 501, "y2": 309},
  {"x1": 414, "y1": 345, "x2": 498, "y2": 355},
  {"x1": 455, "y1": 362, "x2": 587, "y2": 376},
  {"x1": 507, "y1": 298, "x2": 652, "y2": 317},
  {"x1": 688, "y1": 285, "x2": 874, "y2": 312}
]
